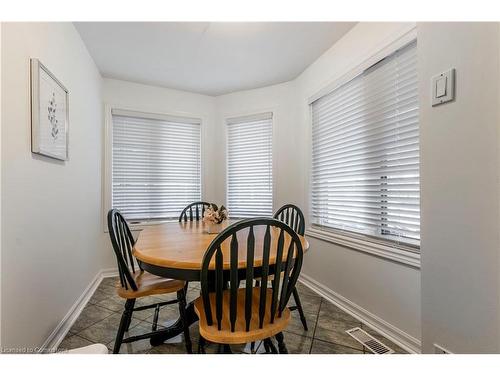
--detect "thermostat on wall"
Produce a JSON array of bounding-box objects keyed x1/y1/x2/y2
[{"x1": 431, "y1": 68, "x2": 455, "y2": 106}]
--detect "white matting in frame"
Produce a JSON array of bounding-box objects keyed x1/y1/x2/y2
[{"x1": 30, "y1": 58, "x2": 69, "y2": 161}]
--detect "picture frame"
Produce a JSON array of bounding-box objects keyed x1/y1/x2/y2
[{"x1": 30, "y1": 58, "x2": 69, "y2": 161}]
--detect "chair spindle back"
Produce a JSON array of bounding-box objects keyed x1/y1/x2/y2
[
  {"x1": 200, "y1": 218, "x2": 303, "y2": 332},
  {"x1": 274, "y1": 204, "x2": 305, "y2": 235},
  {"x1": 179, "y1": 201, "x2": 212, "y2": 222},
  {"x1": 107, "y1": 209, "x2": 138, "y2": 291}
]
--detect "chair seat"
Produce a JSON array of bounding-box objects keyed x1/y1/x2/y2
[
  {"x1": 194, "y1": 287, "x2": 290, "y2": 344},
  {"x1": 116, "y1": 271, "x2": 185, "y2": 299}
]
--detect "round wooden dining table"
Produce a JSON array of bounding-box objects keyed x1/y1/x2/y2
[{"x1": 133, "y1": 219, "x2": 309, "y2": 346}]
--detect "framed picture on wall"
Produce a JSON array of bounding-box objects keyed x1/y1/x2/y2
[{"x1": 30, "y1": 58, "x2": 69, "y2": 161}]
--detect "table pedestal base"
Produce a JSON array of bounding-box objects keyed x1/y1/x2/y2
[{"x1": 149, "y1": 302, "x2": 198, "y2": 347}]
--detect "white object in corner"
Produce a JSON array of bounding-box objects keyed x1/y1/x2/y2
[{"x1": 59, "y1": 343, "x2": 109, "y2": 354}]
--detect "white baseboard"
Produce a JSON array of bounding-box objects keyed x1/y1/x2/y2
[
  {"x1": 100, "y1": 267, "x2": 119, "y2": 279},
  {"x1": 299, "y1": 273, "x2": 421, "y2": 354},
  {"x1": 38, "y1": 268, "x2": 118, "y2": 353}
]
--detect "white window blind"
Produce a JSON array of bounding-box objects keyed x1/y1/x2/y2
[
  {"x1": 112, "y1": 110, "x2": 201, "y2": 222},
  {"x1": 311, "y1": 41, "x2": 420, "y2": 247},
  {"x1": 227, "y1": 112, "x2": 273, "y2": 218}
]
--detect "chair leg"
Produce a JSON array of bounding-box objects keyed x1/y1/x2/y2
[
  {"x1": 124, "y1": 299, "x2": 136, "y2": 332},
  {"x1": 264, "y1": 338, "x2": 278, "y2": 354},
  {"x1": 113, "y1": 299, "x2": 134, "y2": 354},
  {"x1": 152, "y1": 303, "x2": 160, "y2": 331},
  {"x1": 217, "y1": 344, "x2": 233, "y2": 354},
  {"x1": 177, "y1": 289, "x2": 193, "y2": 354},
  {"x1": 198, "y1": 334, "x2": 206, "y2": 354},
  {"x1": 275, "y1": 332, "x2": 288, "y2": 354},
  {"x1": 292, "y1": 287, "x2": 308, "y2": 331},
  {"x1": 263, "y1": 339, "x2": 270, "y2": 353},
  {"x1": 250, "y1": 341, "x2": 256, "y2": 354}
]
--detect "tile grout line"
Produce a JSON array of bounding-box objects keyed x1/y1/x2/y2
[
  {"x1": 310, "y1": 295, "x2": 372, "y2": 352},
  {"x1": 68, "y1": 311, "x2": 114, "y2": 338},
  {"x1": 309, "y1": 297, "x2": 323, "y2": 354},
  {"x1": 66, "y1": 282, "x2": 128, "y2": 340},
  {"x1": 63, "y1": 281, "x2": 187, "y2": 350},
  {"x1": 309, "y1": 298, "x2": 364, "y2": 353},
  {"x1": 306, "y1": 286, "x2": 407, "y2": 353},
  {"x1": 312, "y1": 337, "x2": 364, "y2": 353},
  {"x1": 360, "y1": 322, "x2": 366, "y2": 354}
]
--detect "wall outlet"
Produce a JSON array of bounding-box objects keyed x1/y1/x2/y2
[{"x1": 434, "y1": 343, "x2": 452, "y2": 354}]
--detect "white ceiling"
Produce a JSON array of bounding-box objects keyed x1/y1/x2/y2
[{"x1": 75, "y1": 22, "x2": 356, "y2": 96}]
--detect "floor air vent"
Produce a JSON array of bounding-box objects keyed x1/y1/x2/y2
[{"x1": 346, "y1": 327, "x2": 394, "y2": 354}]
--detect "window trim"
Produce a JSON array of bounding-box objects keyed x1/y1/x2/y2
[
  {"x1": 223, "y1": 108, "x2": 276, "y2": 218},
  {"x1": 306, "y1": 227, "x2": 421, "y2": 268},
  {"x1": 103, "y1": 104, "x2": 206, "y2": 232},
  {"x1": 305, "y1": 25, "x2": 421, "y2": 268}
]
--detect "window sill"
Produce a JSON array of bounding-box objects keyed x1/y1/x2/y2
[
  {"x1": 129, "y1": 219, "x2": 178, "y2": 231},
  {"x1": 305, "y1": 227, "x2": 421, "y2": 269},
  {"x1": 103, "y1": 218, "x2": 177, "y2": 233}
]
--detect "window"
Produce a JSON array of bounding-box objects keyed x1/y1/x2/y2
[
  {"x1": 226, "y1": 112, "x2": 273, "y2": 218},
  {"x1": 310, "y1": 41, "x2": 419, "y2": 247},
  {"x1": 111, "y1": 109, "x2": 201, "y2": 222}
]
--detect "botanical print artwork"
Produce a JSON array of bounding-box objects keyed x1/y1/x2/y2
[
  {"x1": 31, "y1": 58, "x2": 68, "y2": 161},
  {"x1": 48, "y1": 92, "x2": 59, "y2": 141},
  {"x1": 38, "y1": 68, "x2": 67, "y2": 158}
]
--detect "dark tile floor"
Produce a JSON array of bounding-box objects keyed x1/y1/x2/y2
[{"x1": 58, "y1": 277, "x2": 408, "y2": 354}]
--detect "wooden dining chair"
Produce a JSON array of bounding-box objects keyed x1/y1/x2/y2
[
  {"x1": 178, "y1": 201, "x2": 212, "y2": 295},
  {"x1": 107, "y1": 209, "x2": 192, "y2": 354},
  {"x1": 193, "y1": 217, "x2": 304, "y2": 354},
  {"x1": 273, "y1": 204, "x2": 308, "y2": 331},
  {"x1": 274, "y1": 204, "x2": 306, "y2": 236},
  {"x1": 179, "y1": 201, "x2": 212, "y2": 222}
]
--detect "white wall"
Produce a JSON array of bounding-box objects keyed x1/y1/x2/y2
[
  {"x1": 1, "y1": 22, "x2": 105, "y2": 349},
  {"x1": 418, "y1": 22, "x2": 500, "y2": 353}
]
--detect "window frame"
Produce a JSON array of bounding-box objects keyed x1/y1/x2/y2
[
  {"x1": 305, "y1": 26, "x2": 421, "y2": 268},
  {"x1": 103, "y1": 104, "x2": 206, "y2": 231},
  {"x1": 224, "y1": 109, "x2": 276, "y2": 219}
]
